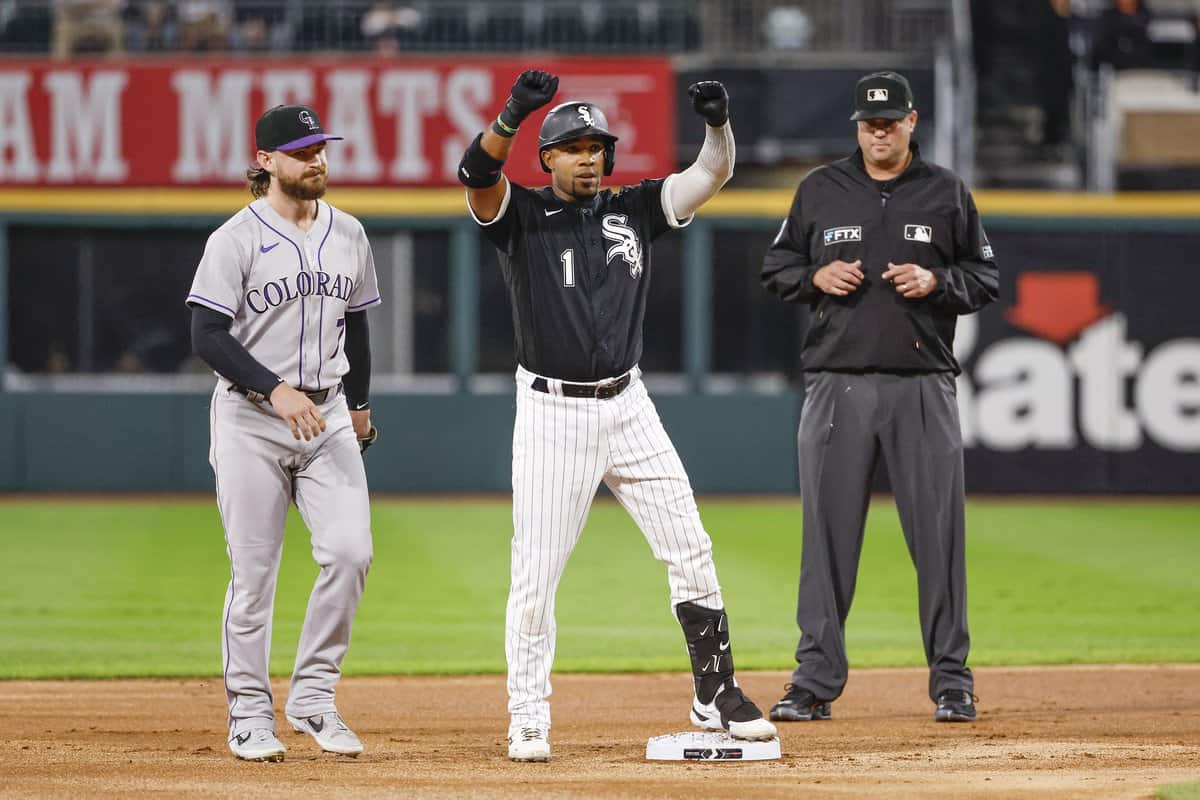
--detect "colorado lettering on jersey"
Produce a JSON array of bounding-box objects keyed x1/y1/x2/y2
[{"x1": 245, "y1": 270, "x2": 355, "y2": 314}]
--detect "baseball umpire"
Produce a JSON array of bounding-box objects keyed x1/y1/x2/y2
[
  {"x1": 459, "y1": 69, "x2": 777, "y2": 761},
  {"x1": 760, "y1": 71, "x2": 999, "y2": 723},
  {"x1": 186, "y1": 104, "x2": 381, "y2": 761}
]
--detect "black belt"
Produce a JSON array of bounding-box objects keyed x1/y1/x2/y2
[
  {"x1": 230, "y1": 383, "x2": 336, "y2": 405},
  {"x1": 530, "y1": 373, "x2": 631, "y2": 400}
]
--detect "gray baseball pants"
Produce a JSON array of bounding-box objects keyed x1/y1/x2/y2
[
  {"x1": 209, "y1": 385, "x2": 373, "y2": 739},
  {"x1": 790, "y1": 371, "x2": 973, "y2": 702}
]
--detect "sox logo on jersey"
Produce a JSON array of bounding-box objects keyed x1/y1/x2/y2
[{"x1": 602, "y1": 213, "x2": 643, "y2": 278}]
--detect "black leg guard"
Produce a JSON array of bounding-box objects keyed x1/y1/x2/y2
[{"x1": 676, "y1": 602, "x2": 734, "y2": 704}]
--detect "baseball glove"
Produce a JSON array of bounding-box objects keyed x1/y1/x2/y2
[{"x1": 358, "y1": 425, "x2": 378, "y2": 454}]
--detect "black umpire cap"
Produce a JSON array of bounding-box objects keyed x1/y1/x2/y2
[
  {"x1": 255, "y1": 104, "x2": 344, "y2": 152},
  {"x1": 850, "y1": 71, "x2": 915, "y2": 121}
]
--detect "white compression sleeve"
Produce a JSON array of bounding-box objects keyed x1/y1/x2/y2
[{"x1": 664, "y1": 121, "x2": 736, "y2": 223}]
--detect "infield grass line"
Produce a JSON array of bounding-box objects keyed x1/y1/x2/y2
[{"x1": 1, "y1": 498, "x2": 1197, "y2": 679}]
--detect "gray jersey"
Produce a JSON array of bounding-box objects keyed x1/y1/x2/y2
[{"x1": 187, "y1": 197, "x2": 382, "y2": 390}]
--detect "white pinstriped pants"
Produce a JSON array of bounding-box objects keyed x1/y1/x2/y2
[{"x1": 506, "y1": 365, "x2": 724, "y2": 731}]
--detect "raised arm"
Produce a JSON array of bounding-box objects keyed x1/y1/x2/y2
[
  {"x1": 664, "y1": 81, "x2": 735, "y2": 221},
  {"x1": 460, "y1": 70, "x2": 559, "y2": 222}
]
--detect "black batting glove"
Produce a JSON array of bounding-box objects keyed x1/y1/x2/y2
[
  {"x1": 688, "y1": 80, "x2": 729, "y2": 127},
  {"x1": 499, "y1": 69, "x2": 559, "y2": 132}
]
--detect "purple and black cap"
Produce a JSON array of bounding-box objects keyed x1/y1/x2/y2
[
  {"x1": 850, "y1": 71, "x2": 915, "y2": 121},
  {"x1": 255, "y1": 104, "x2": 343, "y2": 152}
]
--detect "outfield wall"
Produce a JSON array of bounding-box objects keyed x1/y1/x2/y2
[{"x1": 2, "y1": 190, "x2": 1198, "y2": 494}]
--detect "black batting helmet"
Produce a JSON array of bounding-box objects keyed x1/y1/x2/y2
[{"x1": 537, "y1": 101, "x2": 618, "y2": 175}]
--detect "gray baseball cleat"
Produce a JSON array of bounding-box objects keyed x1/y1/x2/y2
[
  {"x1": 228, "y1": 728, "x2": 287, "y2": 762},
  {"x1": 286, "y1": 712, "x2": 364, "y2": 756},
  {"x1": 507, "y1": 726, "x2": 551, "y2": 762},
  {"x1": 690, "y1": 681, "x2": 778, "y2": 741}
]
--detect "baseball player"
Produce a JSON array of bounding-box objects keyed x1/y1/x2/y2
[
  {"x1": 459, "y1": 69, "x2": 777, "y2": 762},
  {"x1": 186, "y1": 104, "x2": 382, "y2": 762},
  {"x1": 761, "y1": 71, "x2": 998, "y2": 724}
]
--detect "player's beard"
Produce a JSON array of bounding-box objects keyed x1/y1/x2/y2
[
  {"x1": 277, "y1": 170, "x2": 328, "y2": 201},
  {"x1": 558, "y1": 174, "x2": 599, "y2": 202},
  {"x1": 572, "y1": 177, "x2": 599, "y2": 200}
]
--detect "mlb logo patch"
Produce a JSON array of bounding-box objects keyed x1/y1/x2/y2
[
  {"x1": 823, "y1": 226, "x2": 862, "y2": 245},
  {"x1": 905, "y1": 224, "x2": 933, "y2": 243},
  {"x1": 982, "y1": 244, "x2": 995, "y2": 259},
  {"x1": 867, "y1": 88, "x2": 889, "y2": 102}
]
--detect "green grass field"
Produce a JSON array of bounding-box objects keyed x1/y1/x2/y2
[
  {"x1": 1158, "y1": 783, "x2": 1200, "y2": 800},
  {"x1": 0, "y1": 497, "x2": 1197, "y2": 679}
]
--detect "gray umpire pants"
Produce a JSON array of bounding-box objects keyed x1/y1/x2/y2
[{"x1": 791, "y1": 371, "x2": 973, "y2": 703}]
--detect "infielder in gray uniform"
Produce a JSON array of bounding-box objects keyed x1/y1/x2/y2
[{"x1": 187, "y1": 104, "x2": 382, "y2": 762}]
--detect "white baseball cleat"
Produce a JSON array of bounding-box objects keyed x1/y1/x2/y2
[
  {"x1": 286, "y1": 712, "x2": 364, "y2": 756},
  {"x1": 507, "y1": 726, "x2": 551, "y2": 762},
  {"x1": 690, "y1": 683, "x2": 779, "y2": 742},
  {"x1": 228, "y1": 728, "x2": 287, "y2": 762}
]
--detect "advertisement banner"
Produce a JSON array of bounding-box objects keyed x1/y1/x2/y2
[
  {"x1": 0, "y1": 57, "x2": 675, "y2": 188},
  {"x1": 957, "y1": 225, "x2": 1200, "y2": 493}
]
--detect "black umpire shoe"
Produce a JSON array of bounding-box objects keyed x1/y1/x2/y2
[
  {"x1": 769, "y1": 684, "x2": 832, "y2": 722},
  {"x1": 934, "y1": 689, "x2": 977, "y2": 722}
]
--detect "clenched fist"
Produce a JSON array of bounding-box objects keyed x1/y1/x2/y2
[
  {"x1": 502, "y1": 69, "x2": 560, "y2": 129},
  {"x1": 688, "y1": 80, "x2": 729, "y2": 127}
]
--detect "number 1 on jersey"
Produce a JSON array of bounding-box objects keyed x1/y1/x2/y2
[{"x1": 560, "y1": 248, "x2": 575, "y2": 288}]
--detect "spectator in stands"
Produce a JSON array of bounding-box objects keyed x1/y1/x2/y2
[
  {"x1": 763, "y1": 5, "x2": 813, "y2": 50},
  {"x1": 1091, "y1": 0, "x2": 1153, "y2": 70},
  {"x1": 1039, "y1": 0, "x2": 1074, "y2": 151},
  {"x1": 124, "y1": 0, "x2": 176, "y2": 52},
  {"x1": 231, "y1": 0, "x2": 290, "y2": 52},
  {"x1": 52, "y1": 0, "x2": 123, "y2": 57},
  {"x1": 361, "y1": 1, "x2": 423, "y2": 53},
  {"x1": 177, "y1": 0, "x2": 230, "y2": 51}
]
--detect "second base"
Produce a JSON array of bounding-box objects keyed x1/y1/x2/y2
[{"x1": 645, "y1": 732, "x2": 781, "y2": 761}]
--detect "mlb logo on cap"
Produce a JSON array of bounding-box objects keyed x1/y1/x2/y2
[{"x1": 851, "y1": 71, "x2": 915, "y2": 121}]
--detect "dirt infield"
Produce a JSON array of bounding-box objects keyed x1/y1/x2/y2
[{"x1": 2, "y1": 666, "x2": 1197, "y2": 799}]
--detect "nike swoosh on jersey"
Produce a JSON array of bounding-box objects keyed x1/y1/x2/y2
[
  {"x1": 260, "y1": 242, "x2": 280, "y2": 253},
  {"x1": 544, "y1": 209, "x2": 563, "y2": 216}
]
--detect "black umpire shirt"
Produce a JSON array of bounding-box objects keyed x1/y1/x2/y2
[
  {"x1": 474, "y1": 178, "x2": 680, "y2": 382},
  {"x1": 761, "y1": 144, "x2": 999, "y2": 375}
]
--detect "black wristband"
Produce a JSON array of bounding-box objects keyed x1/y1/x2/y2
[{"x1": 458, "y1": 132, "x2": 505, "y2": 188}]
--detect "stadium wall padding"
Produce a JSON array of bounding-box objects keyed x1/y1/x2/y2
[{"x1": 0, "y1": 391, "x2": 802, "y2": 494}]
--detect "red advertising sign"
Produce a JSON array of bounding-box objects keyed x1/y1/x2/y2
[{"x1": 0, "y1": 57, "x2": 675, "y2": 187}]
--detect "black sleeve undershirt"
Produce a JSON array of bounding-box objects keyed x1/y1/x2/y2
[
  {"x1": 342, "y1": 310, "x2": 371, "y2": 410},
  {"x1": 189, "y1": 304, "x2": 282, "y2": 399}
]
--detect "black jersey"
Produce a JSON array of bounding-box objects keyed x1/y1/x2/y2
[
  {"x1": 474, "y1": 177, "x2": 682, "y2": 382},
  {"x1": 761, "y1": 144, "x2": 999, "y2": 375}
]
